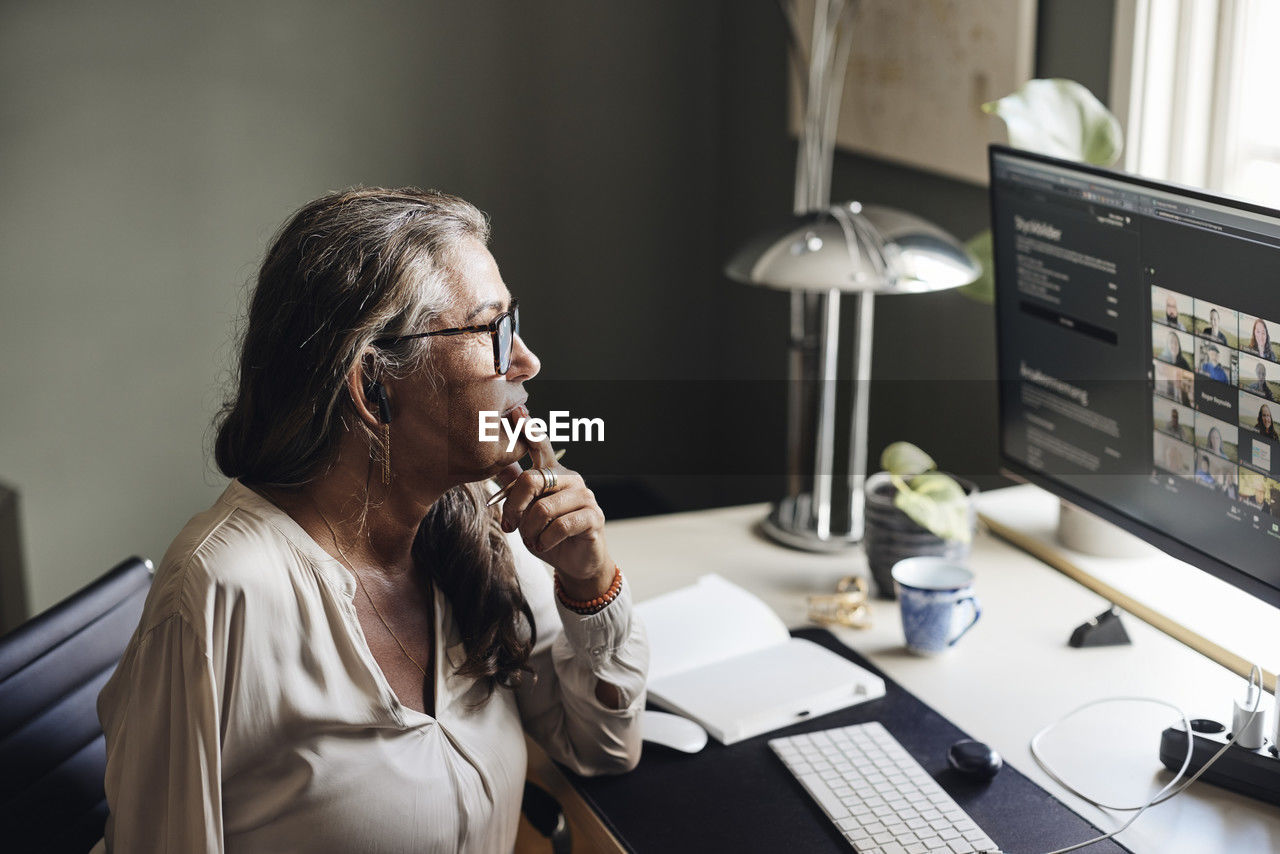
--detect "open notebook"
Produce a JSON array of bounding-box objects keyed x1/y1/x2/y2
[{"x1": 635, "y1": 575, "x2": 885, "y2": 745}]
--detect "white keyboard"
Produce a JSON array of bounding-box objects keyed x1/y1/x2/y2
[{"x1": 770, "y1": 722, "x2": 1001, "y2": 854}]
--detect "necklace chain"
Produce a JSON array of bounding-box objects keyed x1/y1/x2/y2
[{"x1": 309, "y1": 498, "x2": 429, "y2": 679}]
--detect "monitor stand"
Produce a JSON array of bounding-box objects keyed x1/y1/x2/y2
[{"x1": 1056, "y1": 499, "x2": 1151, "y2": 558}]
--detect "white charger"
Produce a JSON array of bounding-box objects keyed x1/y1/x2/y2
[{"x1": 1231, "y1": 666, "x2": 1267, "y2": 751}]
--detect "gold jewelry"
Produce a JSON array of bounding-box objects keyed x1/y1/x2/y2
[
  {"x1": 380, "y1": 424, "x2": 392, "y2": 485},
  {"x1": 807, "y1": 575, "x2": 871, "y2": 629},
  {"x1": 311, "y1": 498, "x2": 427, "y2": 678}
]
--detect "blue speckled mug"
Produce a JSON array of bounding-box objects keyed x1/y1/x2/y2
[{"x1": 891, "y1": 557, "x2": 982, "y2": 656}]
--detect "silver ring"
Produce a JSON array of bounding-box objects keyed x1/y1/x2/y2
[
  {"x1": 547, "y1": 468, "x2": 558, "y2": 490},
  {"x1": 535, "y1": 468, "x2": 550, "y2": 494}
]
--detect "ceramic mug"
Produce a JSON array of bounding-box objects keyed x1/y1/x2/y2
[{"x1": 891, "y1": 557, "x2": 982, "y2": 656}]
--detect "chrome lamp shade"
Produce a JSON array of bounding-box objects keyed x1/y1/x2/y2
[
  {"x1": 726, "y1": 202, "x2": 980, "y2": 295},
  {"x1": 727, "y1": 202, "x2": 979, "y2": 551}
]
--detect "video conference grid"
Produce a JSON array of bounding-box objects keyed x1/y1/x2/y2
[{"x1": 1151, "y1": 285, "x2": 1280, "y2": 512}]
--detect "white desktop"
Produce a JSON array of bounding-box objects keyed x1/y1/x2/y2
[{"x1": 598, "y1": 486, "x2": 1280, "y2": 854}]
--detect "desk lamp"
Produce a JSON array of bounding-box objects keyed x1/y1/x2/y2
[{"x1": 726, "y1": 0, "x2": 979, "y2": 551}]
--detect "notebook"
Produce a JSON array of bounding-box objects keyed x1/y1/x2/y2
[{"x1": 635, "y1": 574, "x2": 885, "y2": 744}]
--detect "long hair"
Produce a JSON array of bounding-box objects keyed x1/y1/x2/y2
[
  {"x1": 1252, "y1": 318, "x2": 1271, "y2": 355},
  {"x1": 1257, "y1": 404, "x2": 1277, "y2": 439},
  {"x1": 214, "y1": 187, "x2": 534, "y2": 700}
]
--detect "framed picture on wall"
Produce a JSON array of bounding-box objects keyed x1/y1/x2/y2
[{"x1": 792, "y1": 0, "x2": 1037, "y2": 185}]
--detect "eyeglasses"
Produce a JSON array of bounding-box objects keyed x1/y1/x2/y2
[{"x1": 374, "y1": 299, "x2": 520, "y2": 374}]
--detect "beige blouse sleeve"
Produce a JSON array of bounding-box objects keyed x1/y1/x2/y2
[
  {"x1": 510, "y1": 537, "x2": 649, "y2": 776},
  {"x1": 97, "y1": 612, "x2": 225, "y2": 853}
]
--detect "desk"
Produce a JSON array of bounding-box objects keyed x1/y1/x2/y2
[{"x1": 533, "y1": 488, "x2": 1280, "y2": 853}]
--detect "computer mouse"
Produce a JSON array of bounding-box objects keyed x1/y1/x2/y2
[
  {"x1": 947, "y1": 739, "x2": 1002, "y2": 781},
  {"x1": 641, "y1": 710, "x2": 708, "y2": 753}
]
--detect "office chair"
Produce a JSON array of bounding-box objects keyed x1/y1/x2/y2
[
  {"x1": 520, "y1": 780, "x2": 572, "y2": 854},
  {"x1": 0, "y1": 555, "x2": 152, "y2": 854}
]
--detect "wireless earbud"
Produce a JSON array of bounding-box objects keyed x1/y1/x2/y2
[{"x1": 368, "y1": 381, "x2": 393, "y2": 425}]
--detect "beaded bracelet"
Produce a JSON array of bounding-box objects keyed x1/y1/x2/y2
[{"x1": 555, "y1": 566, "x2": 623, "y2": 615}]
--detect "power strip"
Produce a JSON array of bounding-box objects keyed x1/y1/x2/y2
[{"x1": 1159, "y1": 719, "x2": 1280, "y2": 806}]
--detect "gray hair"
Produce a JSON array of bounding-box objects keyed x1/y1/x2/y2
[{"x1": 215, "y1": 187, "x2": 490, "y2": 484}]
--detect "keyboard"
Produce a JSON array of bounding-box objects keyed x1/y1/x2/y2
[{"x1": 770, "y1": 722, "x2": 1001, "y2": 854}]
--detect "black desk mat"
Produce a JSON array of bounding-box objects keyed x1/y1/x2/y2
[{"x1": 565, "y1": 628, "x2": 1130, "y2": 853}]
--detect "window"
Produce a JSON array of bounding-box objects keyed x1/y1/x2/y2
[{"x1": 1111, "y1": 0, "x2": 1280, "y2": 205}]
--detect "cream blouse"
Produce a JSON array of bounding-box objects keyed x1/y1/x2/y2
[{"x1": 92, "y1": 480, "x2": 648, "y2": 853}]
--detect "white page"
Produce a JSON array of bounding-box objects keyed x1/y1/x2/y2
[{"x1": 635, "y1": 574, "x2": 790, "y2": 682}]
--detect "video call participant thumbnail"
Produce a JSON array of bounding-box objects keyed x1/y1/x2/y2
[
  {"x1": 1212, "y1": 459, "x2": 1238, "y2": 499},
  {"x1": 1240, "y1": 351, "x2": 1280, "y2": 402},
  {"x1": 1194, "y1": 453, "x2": 1214, "y2": 486},
  {"x1": 1238, "y1": 468, "x2": 1272, "y2": 507},
  {"x1": 1154, "y1": 325, "x2": 1193, "y2": 371},
  {"x1": 1152, "y1": 288, "x2": 1192, "y2": 332},
  {"x1": 1197, "y1": 305, "x2": 1235, "y2": 346},
  {"x1": 1243, "y1": 316, "x2": 1278, "y2": 362},
  {"x1": 1154, "y1": 398, "x2": 1194, "y2": 444},
  {"x1": 1154, "y1": 361, "x2": 1195, "y2": 406},
  {"x1": 1245, "y1": 397, "x2": 1280, "y2": 441},
  {"x1": 1152, "y1": 430, "x2": 1194, "y2": 476},
  {"x1": 1197, "y1": 341, "x2": 1229, "y2": 383},
  {"x1": 1195, "y1": 411, "x2": 1238, "y2": 463}
]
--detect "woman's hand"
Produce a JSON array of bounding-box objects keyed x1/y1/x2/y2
[{"x1": 494, "y1": 433, "x2": 614, "y2": 600}]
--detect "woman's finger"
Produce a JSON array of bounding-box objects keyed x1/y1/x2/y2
[
  {"x1": 516, "y1": 483, "x2": 589, "y2": 545},
  {"x1": 531, "y1": 506, "x2": 604, "y2": 553},
  {"x1": 499, "y1": 467, "x2": 548, "y2": 532}
]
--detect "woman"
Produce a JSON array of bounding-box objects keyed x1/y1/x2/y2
[
  {"x1": 94, "y1": 189, "x2": 648, "y2": 852},
  {"x1": 1249, "y1": 317, "x2": 1275, "y2": 362},
  {"x1": 1256, "y1": 403, "x2": 1279, "y2": 440},
  {"x1": 1161, "y1": 331, "x2": 1190, "y2": 370},
  {"x1": 1205, "y1": 426, "x2": 1225, "y2": 457}
]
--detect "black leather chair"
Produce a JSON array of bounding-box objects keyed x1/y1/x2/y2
[{"x1": 0, "y1": 556, "x2": 152, "y2": 854}]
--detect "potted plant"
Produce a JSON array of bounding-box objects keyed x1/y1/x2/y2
[{"x1": 864, "y1": 442, "x2": 977, "y2": 598}]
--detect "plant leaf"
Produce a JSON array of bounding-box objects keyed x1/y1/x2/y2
[
  {"x1": 957, "y1": 229, "x2": 994, "y2": 304},
  {"x1": 909, "y1": 472, "x2": 966, "y2": 503},
  {"x1": 891, "y1": 486, "x2": 971, "y2": 543},
  {"x1": 983, "y1": 78, "x2": 1123, "y2": 166},
  {"x1": 881, "y1": 441, "x2": 936, "y2": 476}
]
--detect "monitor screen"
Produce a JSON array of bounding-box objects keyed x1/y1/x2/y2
[{"x1": 990, "y1": 145, "x2": 1280, "y2": 608}]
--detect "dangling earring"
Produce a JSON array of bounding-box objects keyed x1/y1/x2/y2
[{"x1": 380, "y1": 424, "x2": 392, "y2": 485}]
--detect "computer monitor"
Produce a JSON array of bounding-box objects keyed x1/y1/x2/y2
[{"x1": 990, "y1": 145, "x2": 1280, "y2": 610}]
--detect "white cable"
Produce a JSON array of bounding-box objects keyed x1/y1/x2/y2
[
  {"x1": 1030, "y1": 697, "x2": 1192, "y2": 812},
  {"x1": 1024, "y1": 680, "x2": 1265, "y2": 854}
]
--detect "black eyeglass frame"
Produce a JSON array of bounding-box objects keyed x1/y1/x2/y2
[{"x1": 374, "y1": 299, "x2": 520, "y2": 373}]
